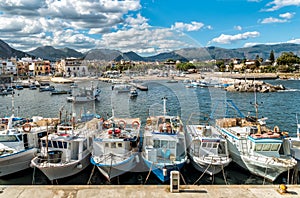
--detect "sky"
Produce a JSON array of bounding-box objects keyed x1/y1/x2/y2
[{"x1": 0, "y1": 0, "x2": 300, "y2": 56}]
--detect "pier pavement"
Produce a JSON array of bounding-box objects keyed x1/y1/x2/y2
[{"x1": 0, "y1": 185, "x2": 299, "y2": 198}]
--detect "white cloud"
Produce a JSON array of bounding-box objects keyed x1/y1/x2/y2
[
  {"x1": 287, "y1": 38, "x2": 300, "y2": 44},
  {"x1": 265, "y1": 0, "x2": 300, "y2": 11},
  {"x1": 279, "y1": 12, "x2": 295, "y2": 19},
  {"x1": 234, "y1": 25, "x2": 242, "y2": 31},
  {"x1": 210, "y1": 31, "x2": 260, "y2": 44},
  {"x1": 260, "y1": 12, "x2": 295, "y2": 24},
  {"x1": 99, "y1": 27, "x2": 200, "y2": 55},
  {"x1": 0, "y1": 0, "x2": 144, "y2": 51},
  {"x1": 243, "y1": 42, "x2": 282, "y2": 47},
  {"x1": 171, "y1": 21, "x2": 204, "y2": 32},
  {"x1": 260, "y1": 17, "x2": 287, "y2": 23}
]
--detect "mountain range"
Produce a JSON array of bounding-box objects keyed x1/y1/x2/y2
[{"x1": 1, "y1": 39, "x2": 300, "y2": 62}]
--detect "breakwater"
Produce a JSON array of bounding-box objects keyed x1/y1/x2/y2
[{"x1": 225, "y1": 80, "x2": 285, "y2": 93}]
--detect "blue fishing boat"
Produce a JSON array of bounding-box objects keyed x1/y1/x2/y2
[{"x1": 141, "y1": 97, "x2": 187, "y2": 183}]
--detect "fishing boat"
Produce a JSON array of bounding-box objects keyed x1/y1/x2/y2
[
  {"x1": 112, "y1": 83, "x2": 132, "y2": 93},
  {"x1": 90, "y1": 116, "x2": 141, "y2": 181},
  {"x1": 185, "y1": 114, "x2": 231, "y2": 175},
  {"x1": 129, "y1": 88, "x2": 138, "y2": 98},
  {"x1": 67, "y1": 82, "x2": 101, "y2": 103},
  {"x1": 288, "y1": 115, "x2": 300, "y2": 171},
  {"x1": 50, "y1": 89, "x2": 71, "y2": 95},
  {"x1": 0, "y1": 116, "x2": 49, "y2": 177},
  {"x1": 213, "y1": 99, "x2": 297, "y2": 182},
  {"x1": 31, "y1": 117, "x2": 100, "y2": 181},
  {"x1": 39, "y1": 85, "x2": 55, "y2": 92},
  {"x1": 141, "y1": 97, "x2": 187, "y2": 183}
]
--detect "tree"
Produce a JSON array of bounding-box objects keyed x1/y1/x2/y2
[
  {"x1": 269, "y1": 50, "x2": 275, "y2": 64},
  {"x1": 276, "y1": 52, "x2": 300, "y2": 72},
  {"x1": 216, "y1": 60, "x2": 224, "y2": 71},
  {"x1": 277, "y1": 52, "x2": 300, "y2": 66}
]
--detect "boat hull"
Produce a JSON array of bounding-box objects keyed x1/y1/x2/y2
[
  {"x1": 0, "y1": 148, "x2": 37, "y2": 177},
  {"x1": 91, "y1": 153, "x2": 139, "y2": 181},
  {"x1": 31, "y1": 153, "x2": 91, "y2": 181},
  {"x1": 226, "y1": 137, "x2": 295, "y2": 181},
  {"x1": 142, "y1": 156, "x2": 186, "y2": 183},
  {"x1": 189, "y1": 154, "x2": 231, "y2": 175}
]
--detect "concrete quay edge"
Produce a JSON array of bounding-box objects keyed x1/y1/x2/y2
[{"x1": 0, "y1": 185, "x2": 299, "y2": 198}]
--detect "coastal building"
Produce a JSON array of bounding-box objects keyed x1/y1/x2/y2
[
  {"x1": 32, "y1": 60, "x2": 51, "y2": 76},
  {"x1": 56, "y1": 58, "x2": 87, "y2": 77},
  {"x1": 0, "y1": 58, "x2": 17, "y2": 75}
]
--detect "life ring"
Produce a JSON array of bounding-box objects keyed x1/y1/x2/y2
[
  {"x1": 281, "y1": 131, "x2": 289, "y2": 137},
  {"x1": 22, "y1": 123, "x2": 32, "y2": 132},
  {"x1": 132, "y1": 120, "x2": 140, "y2": 129},
  {"x1": 274, "y1": 126, "x2": 280, "y2": 133},
  {"x1": 252, "y1": 133, "x2": 261, "y2": 138},
  {"x1": 146, "y1": 118, "x2": 152, "y2": 125},
  {"x1": 108, "y1": 128, "x2": 121, "y2": 134},
  {"x1": 118, "y1": 120, "x2": 126, "y2": 129},
  {"x1": 103, "y1": 121, "x2": 112, "y2": 129},
  {"x1": 0, "y1": 124, "x2": 7, "y2": 131}
]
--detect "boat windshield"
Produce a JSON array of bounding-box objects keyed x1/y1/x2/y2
[
  {"x1": 0, "y1": 135, "x2": 20, "y2": 142},
  {"x1": 254, "y1": 143, "x2": 280, "y2": 152}
]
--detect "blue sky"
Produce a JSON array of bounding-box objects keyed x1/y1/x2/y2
[{"x1": 0, "y1": 0, "x2": 300, "y2": 56}]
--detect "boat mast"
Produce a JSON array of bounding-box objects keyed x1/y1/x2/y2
[
  {"x1": 297, "y1": 113, "x2": 300, "y2": 139},
  {"x1": 162, "y1": 97, "x2": 167, "y2": 116}
]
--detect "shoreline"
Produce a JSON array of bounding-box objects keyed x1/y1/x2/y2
[{"x1": 34, "y1": 72, "x2": 300, "y2": 84}]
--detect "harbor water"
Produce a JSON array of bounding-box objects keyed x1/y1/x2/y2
[{"x1": 0, "y1": 78, "x2": 299, "y2": 185}]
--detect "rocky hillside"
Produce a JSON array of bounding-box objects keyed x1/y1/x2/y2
[{"x1": 0, "y1": 39, "x2": 29, "y2": 58}]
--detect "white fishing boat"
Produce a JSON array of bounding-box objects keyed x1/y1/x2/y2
[
  {"x1": 90, "y1": 117, "x2": 141, "y2": 181},
  {"x1": 213, "y1": 99, "x2": 297, "y2": 182},
  {"x1": 31, "y1": 118, "x2": 100, "y2": 181},
  {"x1": 141, "y1": 97, "x2": 187, "y2": 183},
  {"x1": 0, "y1": 116, "x2": 49, "y2": 177},
  {"x1": 67, "y1": 82, "x2": 101, "y2": 103},
  {"x1": 185, "y1": 122, "x2": 231, "y2": 175},
  {"x1": 129, "y1": 88, "x2": 138, "y2": 98},
  {"x1": 288, "y1": 115, "x2": 300, "y2": 171},
  {"x1": 112, "y1": 83, "x2": 132, "y2": 93}
]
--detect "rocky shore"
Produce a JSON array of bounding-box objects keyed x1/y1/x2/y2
[{"x1": 224, "y1": 80, "x2": 285, "y2": 93}]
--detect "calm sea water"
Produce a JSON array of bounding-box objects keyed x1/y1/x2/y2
[{"x1": 0, "y1": 78, "x2": 299, "y2": 185}]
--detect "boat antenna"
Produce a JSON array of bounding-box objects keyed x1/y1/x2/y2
[
  {"x1": 11, "y1": 90, "x2": 15, "y2": 117},
  {"x1": 162, "y1": 97, "x2": 167, "y2": 116},
  {"x1": 297, "y1": 113, "x2": 300, "y2": 139}
]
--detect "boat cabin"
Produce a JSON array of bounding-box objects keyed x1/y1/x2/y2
[
  {"x1": 40, "y1": 135, "x2": 90, "y2": 163},
  {"x1": 248, "y1": 138, "x2": 284, "y2": 158}
]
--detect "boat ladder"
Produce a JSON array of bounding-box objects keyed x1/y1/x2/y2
[{"x1": 239, "y1": 138, "x2": 248, "y2": 154}]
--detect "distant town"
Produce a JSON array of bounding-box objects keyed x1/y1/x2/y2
[{"x1": 0, "y1": 50, "x2": 299, "y2": 81}]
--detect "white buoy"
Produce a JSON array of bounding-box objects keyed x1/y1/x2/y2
[{"x1": 163, "y1": 168, "x2": 167, "y2": 176}]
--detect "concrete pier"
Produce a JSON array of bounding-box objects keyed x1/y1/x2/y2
[{"x1": 0, "y1": 185, "x2": 299, "y2": 198}]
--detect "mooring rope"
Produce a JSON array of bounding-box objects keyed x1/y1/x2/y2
[
  {"x1": 87, "y1": 165, "x2": 96, "y2": 184},
  {"x1": 144, "y1": 162, "x2": 153, "y2": 185},
  {"x1": 31, "y1": 166, "x2": 36, "y2": 185},
  {"x1": 221, "y1": 164, "x2": 228, "y2": 185},
  {"x1": 193, "y1": 163, "x2": 211, "y2": 185}
]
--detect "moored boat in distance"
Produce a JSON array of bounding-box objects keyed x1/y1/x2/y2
[
  {"x1": 141, "y1": 97, "x2": 187, "y2": 183},
  {"x1": 67, "y1": 82, "x2": 101, "y2": 103},
  {"x1": 90, "y1": 117, "x2": 141, "y2": 181},
  {"x1": 213, "y1": 99, "x2": 297, "y2": 182},
  {"x1": 31, "y1": 117, "x2": 101, "y2": 181}
]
